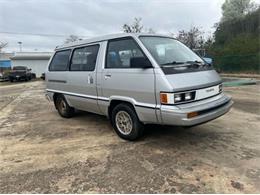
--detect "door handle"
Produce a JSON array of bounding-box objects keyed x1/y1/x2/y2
[
  {"x1": 87, "y1": 75, "x2": 94, "y2": 84},
  {"x1": 104, "y1": 74, "x2": 111, "y2": 79}
]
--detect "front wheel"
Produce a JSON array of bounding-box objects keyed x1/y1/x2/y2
[
  {"x1": 111, "y1": 103, "x2": 144, "y2": 141},
  {"x1": 55, "y1": 95, "x2": 75, "y2": 118}
]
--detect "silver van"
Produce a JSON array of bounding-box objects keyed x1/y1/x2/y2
[{"x1": 46, "y1": 33, "x2": 233, "y2": 140}]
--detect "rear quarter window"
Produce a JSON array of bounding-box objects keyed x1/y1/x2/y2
[{"x1": 49, "y1": 50, "x2": 71, "y2": 71}]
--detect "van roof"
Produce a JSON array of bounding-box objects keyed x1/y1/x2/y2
[{"x1": 55, "y1": 33, "x2": 172, "y2": 50}]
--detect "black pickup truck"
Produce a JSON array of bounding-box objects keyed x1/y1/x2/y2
[{"x1": 9, "y1": 66, "x2": 34, "y2": 82}]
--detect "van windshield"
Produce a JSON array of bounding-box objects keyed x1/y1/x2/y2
[{"x1": 139, "y1": 36, "x2": 205, "y2": 66}]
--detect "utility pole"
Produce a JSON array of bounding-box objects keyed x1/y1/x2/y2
[{"x1": 17, "y1": 41, "x2": 22, "y2": 52}]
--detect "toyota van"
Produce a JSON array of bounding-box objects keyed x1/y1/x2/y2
[{"x1": 46, "y1": 33, "x2": 233, "y2": 140}]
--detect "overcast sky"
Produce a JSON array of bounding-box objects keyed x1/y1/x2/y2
[{"x1": 0, "y1": 0, "x2": 233, "y2": 52}]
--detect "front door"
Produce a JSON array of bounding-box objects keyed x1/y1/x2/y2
[{"x1": 101, "y1": 37, "x2": 157, "y2": 123}]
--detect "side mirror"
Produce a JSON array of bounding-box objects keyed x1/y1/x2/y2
[
  {"x1": 130, "y1": 57, "x2": 153, "y2": 69},
  {"x1": 203, "y1": 57, "x2": 213, "y2": 65}
]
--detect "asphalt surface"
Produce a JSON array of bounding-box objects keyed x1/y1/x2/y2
[{"x1": 0, "y1": 81, "x2": 260, "y2": 193}]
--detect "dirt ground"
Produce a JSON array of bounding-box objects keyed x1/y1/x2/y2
[{"x1": 0, "y1": 81, "x2": 260, "y2": 193}]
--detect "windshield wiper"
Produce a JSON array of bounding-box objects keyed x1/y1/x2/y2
[
  {"x1": 185, "y1": 60, "x2": 210, "y2": 68},
  {"x1": 186, "y1": 60, "x2": 210, "y2": 66},
  {"x1": 161, "y1": 60, "x2": 210, "y2": 69},
  {"x1": 186, "y1": 60, "x2": 204, "y2": 64},
  {"x1": 160, "y1": 61, "x2": 185, "y2": 66}
]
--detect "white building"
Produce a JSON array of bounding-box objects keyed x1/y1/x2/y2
[{"x1": 10, "y1": 52, "x2": 53, "y2": 77}]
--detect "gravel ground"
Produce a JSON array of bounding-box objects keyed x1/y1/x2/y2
[{"x1": 0, "y1": 81, "x2": 259, "y2": 193}]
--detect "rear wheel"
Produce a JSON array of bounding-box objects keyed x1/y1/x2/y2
[
  {"x1": 55, "y1": 95, "x2": 75, "y2": 118},
  {"x1": 111, "y1": 103, "x2": 144, "y2": 141}
]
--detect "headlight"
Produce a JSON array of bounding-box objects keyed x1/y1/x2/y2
[
  {"x1": 174, "y1": 94, "x2": 182, "y2": 102},
  {"x1": 184, "y1": 93, "x2": 192, "y2": 100},
  {"x1": 160, "y1": 91, "x2": 196, "y2": 104}
]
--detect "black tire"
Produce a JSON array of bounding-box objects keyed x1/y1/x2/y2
[
  {"x1": 55, "y1": 95, "x2": 75, "y2": 118},
  {"x1": 10, "y1": 79, "x2": 13, "y2": 82},
  {"x1": 111, "y1": 103, "x2": 144, "y2": 141}
]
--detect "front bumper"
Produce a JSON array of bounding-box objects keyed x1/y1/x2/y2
[{"x1": 160, "y1": 93, "x2": 233, "y2": 126}]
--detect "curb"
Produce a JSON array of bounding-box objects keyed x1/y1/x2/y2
[{"x1": 223, "y1": 80, "x2": 257, "y2": 87}]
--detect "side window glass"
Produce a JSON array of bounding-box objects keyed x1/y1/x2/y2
[
  {"x1": 106, "y1": 38, "x2": 148, "y2": 68},
  {"x1": 49, "y1": 50, "x2": 71, "y2": 71},
  {"x1": 70, "y1": 45, "x2": 99, "y2": 71}
]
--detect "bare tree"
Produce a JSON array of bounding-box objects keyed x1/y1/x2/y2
[
  {"x1": 122, "y1": 17, "x2": 156, "y2": 34},
  {"x1": 122, "y1": 17, "x2": 144, "y2": 33},
  {"x1": 64, "y1": 35, "x2": 81, "y2": 44},
  {"x1": 176, "y1": 26, "x2": 205, "y2": 49},
  {"x1": 0, "y1": 41, "x2": 8, "y2": 52}
]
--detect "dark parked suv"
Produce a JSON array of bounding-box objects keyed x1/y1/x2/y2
[{"x1": 9, "y1": 66, "x2": 33, "y2": 82}]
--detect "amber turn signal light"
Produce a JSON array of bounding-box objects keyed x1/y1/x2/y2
[
  {"x1": 187, "y1": 112, "x2": 198, "y2": 118},
  {"x1": 160, "y1": 93, "x2": 168, "y2": 104}
]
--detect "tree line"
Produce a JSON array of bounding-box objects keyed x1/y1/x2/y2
[{"x1": 209, "y1": 0, "x2": 259, "y2": 73}]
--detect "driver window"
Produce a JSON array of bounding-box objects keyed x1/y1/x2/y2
[{"x1": 106, "y1": 38, "x2": 146, "y2": 68}]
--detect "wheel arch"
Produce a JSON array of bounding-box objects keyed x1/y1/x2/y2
[
  {"x1": 52, "y1": 93, "x2": 72, "y2": 107},
  {"x1": 108, "y1": 98, "x2": 138, "y2": 121}
]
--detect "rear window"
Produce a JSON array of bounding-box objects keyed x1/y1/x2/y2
[{"x1": 49, "y1": 50, "x2": 71, "y2": 71}]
